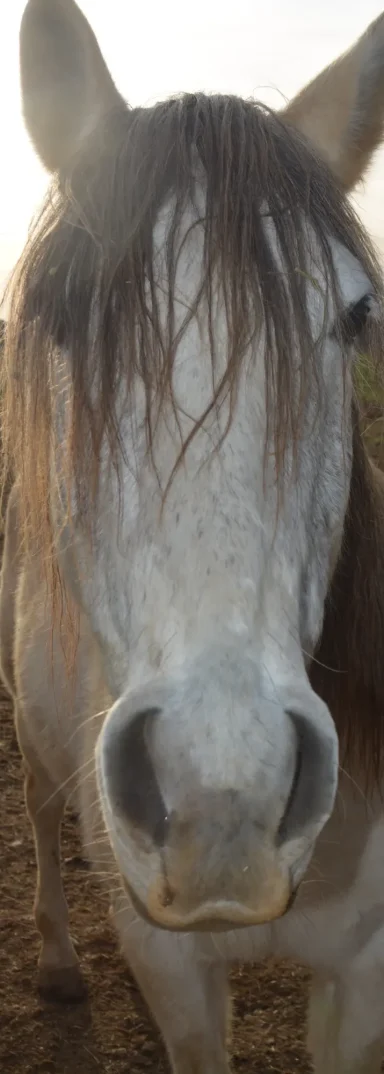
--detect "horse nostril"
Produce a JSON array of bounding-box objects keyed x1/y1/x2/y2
[
  {"x1": 277, "y1": 740, "x2": 303, "y2": 844},
  {"x1": 102, "y1": 707, "x2": 170, "y2": 847},
  {"x1": 276, "y1": 709, "x2": 335, "y2": 846}
]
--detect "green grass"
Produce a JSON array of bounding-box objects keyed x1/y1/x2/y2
[
  {"x1": 354, "y1": 350, "x2": 384, "y2": 464},
  {"x1": 354, "y1": 349, "x2": 384, "y2": 408}
]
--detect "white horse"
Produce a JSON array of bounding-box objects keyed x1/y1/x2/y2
[{"x1": 3, "y1": 2, "x2": 384, "y2": 1071}]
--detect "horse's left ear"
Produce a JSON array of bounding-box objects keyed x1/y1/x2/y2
[
  {"x1": 283, "y1": 13, "x2": 384, "y2": 190},
  {"x1": 20, "y1": 0, "x2": 125, "y2": 174}
]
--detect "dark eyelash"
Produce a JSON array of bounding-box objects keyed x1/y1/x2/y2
[{"x1": 337, "y1": 293, "x2": 374, "y2": 345}]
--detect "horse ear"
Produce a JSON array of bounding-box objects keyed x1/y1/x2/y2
[
  {"x1": 283, "y1": 13, "x2": 384, "y2": 190},
  {"x1": 20, "y1": 0, "x2": 125, "y2": 173}
]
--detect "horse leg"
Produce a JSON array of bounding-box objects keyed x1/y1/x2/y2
[
  {"x1": 112, "y1": 897, "x2": 230, "y2": 1074},
  {"x1": 307, "y1": 971, "x2": 384, "y2": 1074},
  {"x1": 23, "y1": 742, "x2": 86, "y2": 1001},
  {"x1": 2, "y1": 486, "x2": 87, "y2": 1002}
]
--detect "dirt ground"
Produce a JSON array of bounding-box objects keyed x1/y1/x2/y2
[{"x1": 1, "y1": 406, "x2": 384, "y2": 1074}]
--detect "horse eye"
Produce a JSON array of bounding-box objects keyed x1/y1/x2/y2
[{"x1": 338, "y1": 293, "x2": 374, "y2": 345}]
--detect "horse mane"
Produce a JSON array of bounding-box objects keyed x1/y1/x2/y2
[
  {"x1": 311, "y1": 404, "x2": 384, "y2": 791},
  {"x1": 2, "y1": 93, "x2": 382, "y2": 568}
]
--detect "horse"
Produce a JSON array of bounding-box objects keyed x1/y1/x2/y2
[{"x1": 3, "y1": 1, "x2": 384, "y2": 1071}]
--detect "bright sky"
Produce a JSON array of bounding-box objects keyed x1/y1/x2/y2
[{"x1": 1, "y1": 0, "x2": 384, "y2": 308}]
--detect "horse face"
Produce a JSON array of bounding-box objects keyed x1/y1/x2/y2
[{"x1": 85, "y1": 222, "x2": 370, "y2": 929}]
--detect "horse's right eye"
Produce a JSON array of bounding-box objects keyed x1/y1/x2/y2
[{"x1": 338, "y1": 292, "x2": 375, "y2": 345}]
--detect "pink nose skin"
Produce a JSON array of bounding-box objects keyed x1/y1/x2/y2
[{"x1": 124, "y1": 872, "x2": 293, "y2": 932}]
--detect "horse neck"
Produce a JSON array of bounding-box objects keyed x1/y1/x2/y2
[{"x1": 310, "y1": 412, "x2": 384, "y2": 791}]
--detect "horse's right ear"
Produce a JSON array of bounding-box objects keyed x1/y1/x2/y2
[
  {"x1": 283, "y1": 13, "x2": 384, "y2": 191},
  {"x1": 20, "y1": 0, "x2": 125, "y2": 173}
]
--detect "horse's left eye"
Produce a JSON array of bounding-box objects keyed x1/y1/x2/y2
[{"x1": 338, "y1": 293, "x2": 374, "y2": 345}]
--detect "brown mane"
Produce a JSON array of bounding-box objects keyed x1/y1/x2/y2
[
  {"x1": 3, "y1": 94, "x2": 382, "y2": 558},
  {"x1": 311, "y1": 406, "x2": 384, "y2": 790}
]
